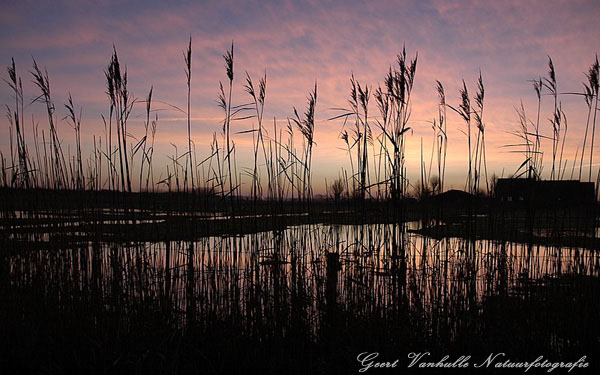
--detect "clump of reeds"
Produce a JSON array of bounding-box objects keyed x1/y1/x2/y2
[
  {"x1": 64, "y1": 94, "x2": 84, "y2": 189},
  {"x1": 32, "y1": 59, "x2": 68, "y2": 188},
  {"x1": 509, "y1": 56, "x2": 592, "y2": 183},
  {"x1": 332, "y1": 47, "x2": 418, "y2": 201},
  {"x1": 506, "y1": 74, "x2": 546, "y2": 181},
  {"x1": 511, "y1": 101, "x2": 537, "y2": 179},
  {"x1": 447, "y1": 74, "x2": 488, "y2": 194},
  {"x1": 579, "y1": 56, "x2": 599, "y2": 184},
  {"x1": 244, "y1": 71, "x2": 267, "y2": 200},
  {"x1": 377, "y1": 48, "x2": 417, "y2": 200},
  {"x1": 104, "y1": 47, "x2": 135, "y2": 192},
  {"x1": 332, "y1": 74, "x2": 373, "y2": 200},
  {"x1": 291, "y1": 83, "x2": 318, "y2": 202},
  {"x1": 542, "y1": 57, "x2": 568, "y2": 180},
  {"x1": 4, "y1": 58, "x2": 30, "y2": 188}
]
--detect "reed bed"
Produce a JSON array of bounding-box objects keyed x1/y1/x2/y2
[
  {"x1": 2, "y1": 218, "x2": 598, "y2": 373},
  {"x1": 1, "y1": 42, "x2": 599, "y2": 374},
  {"x1": 1, "y1": 43, "x2": 599, "y2": 200}
]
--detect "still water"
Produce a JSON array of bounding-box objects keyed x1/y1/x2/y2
[{"x1": 7, "y1": 220, "x2": 599, "y2": 339}]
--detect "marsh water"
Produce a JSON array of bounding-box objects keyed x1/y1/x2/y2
[{"x1": 6, "y1": 219, "x2": 599, "y2": 326}]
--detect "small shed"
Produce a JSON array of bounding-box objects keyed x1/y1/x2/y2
[{"x1": 495, "y1": 178, "x2": 595, "y2": 205}]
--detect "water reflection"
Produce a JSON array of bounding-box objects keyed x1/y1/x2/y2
[{"x1": 7, "y1": 222, "x2": 598, "y2": 339}]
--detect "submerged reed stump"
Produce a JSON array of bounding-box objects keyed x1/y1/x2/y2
[{"x1": 325, "y1": 252, "x2": 341, "y2": 318}]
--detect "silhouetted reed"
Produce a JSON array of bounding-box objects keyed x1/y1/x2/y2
[{"x1": 184, "y1": 37, "x2": 194, "y2": 192}]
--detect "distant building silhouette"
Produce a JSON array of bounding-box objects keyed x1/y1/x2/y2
[{"x1": 495, "y1": 178, "x2": 595, "y2": 205}]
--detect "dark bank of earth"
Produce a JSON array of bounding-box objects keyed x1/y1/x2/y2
[{"x1": 1, "y1": 187, "x2": 598, "y2": 249}]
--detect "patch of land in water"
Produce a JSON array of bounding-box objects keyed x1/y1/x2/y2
[{"x1": 1, "y1": 188, "x2": 598, "y2": 249}]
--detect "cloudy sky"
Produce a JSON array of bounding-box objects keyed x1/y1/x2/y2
[{"x1": 1, "y1": 0, "x2": 599, "y2": 192}]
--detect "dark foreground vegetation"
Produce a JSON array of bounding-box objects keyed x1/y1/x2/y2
[{"x1": 1, "y1": 188, "x2": 599, "y2": 374}]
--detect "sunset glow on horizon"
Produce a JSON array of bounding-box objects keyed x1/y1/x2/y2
[{"x1": 2, "y1": 0, "x2": 600, "y2": 194}]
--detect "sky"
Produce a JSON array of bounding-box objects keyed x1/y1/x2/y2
[{"x1": 1, "y1": 0, "x2": 600, "y2": 194}]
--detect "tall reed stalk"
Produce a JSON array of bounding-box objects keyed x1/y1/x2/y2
[
  {"x1": 184, "y1": 37, "x2": 194, "y2": 191},
  {"x1": 435, "y1": 81, "x2": 448, "y2": 194},
  {"x1": 218, "y1": 43, "x2": 236, "y2": 205},
  {"x1": 542, "y1": 57, "x2": 568, "y2": 180},
  {"x1": 472, "y1": 73, "x2": 488, "y2": 194}
]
